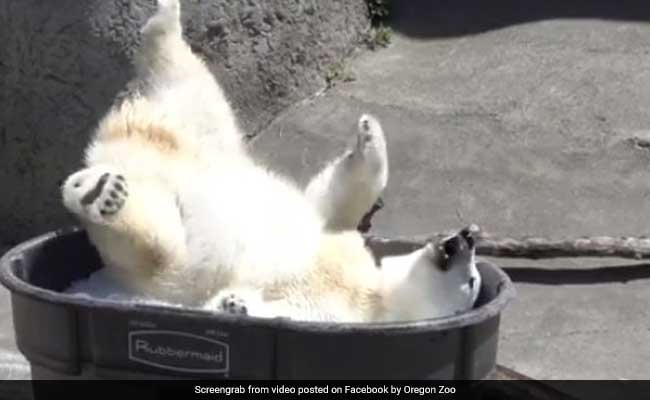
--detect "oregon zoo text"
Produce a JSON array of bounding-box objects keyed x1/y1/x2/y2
[{"x1": 193, "y1": 384, "x2": 457, "y2": 396}]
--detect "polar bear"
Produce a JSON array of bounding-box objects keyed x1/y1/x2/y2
[
  {"x1": 208, "y1": 225, "x2": 482, "y2": 322},
  {"x1": 61, "y1": 0, "x2": 481, "y2": 322}
]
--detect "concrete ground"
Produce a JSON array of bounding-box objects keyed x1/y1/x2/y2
[
  {"x1": 251, "y1": 0, "x2": 650, "y2": 384},
  {"x1": 0, "y1": 245, "x2": 30, "y2": 380},
  {"x1": 2, "y1": 0, "x2": 650, "y2": 390}
]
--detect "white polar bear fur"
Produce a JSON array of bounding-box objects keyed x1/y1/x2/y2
[
  {"x1": 61, "y1": 0, "x2": 480, "y2": 323},
  {"x1": 305, "y1": 114, "x2": 388, "y2": 231}
]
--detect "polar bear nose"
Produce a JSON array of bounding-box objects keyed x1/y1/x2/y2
[
  {"x1": 443, "y1": 235, "x2": 461, "y2": 258},
  {"x1": 433, "y1": 229, "x2": 474, "y2": 271},
  {"x1": 459, "y1": 224, "x2": 479, "y2": 249}
]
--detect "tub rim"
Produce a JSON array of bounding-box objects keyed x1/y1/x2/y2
[{"x1": 0, "y1": 226, "x2": 516, "y2": 335}]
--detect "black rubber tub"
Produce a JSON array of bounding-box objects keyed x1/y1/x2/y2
[{"x1": 0, "y1": 227, "x2": 515, "y2": 380}]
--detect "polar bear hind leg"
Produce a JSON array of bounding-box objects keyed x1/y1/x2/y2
[{"x1": 134, "y1": 0, "x2": 243, "y2": 152}]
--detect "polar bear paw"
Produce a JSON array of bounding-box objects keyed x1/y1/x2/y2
[
  {"x1": 141, "y1": 0, "x2": 181, "y2": 38},
  {"x1": 215, "y1": 293, "x2": 249, "y2": 316},
  {"x1": 61, "y1": 167, "x2": 129, "y2": 225}
]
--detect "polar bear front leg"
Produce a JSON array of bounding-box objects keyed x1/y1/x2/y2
[
  {"x1": 212, "y1": 292, "x2": 250, "y2": 315},
  {"x1": 206, "y1": 288, "x2": 293, "y2": 319},
  {"x1": 206, "y1": 288, "x2": 263, "y2": 316},
  {"x1": 61, "y1": 166, "x2": 187, "y2": 274},
  {"x1": 62, "y1": 167, "x2": 129, "y2": 226}
]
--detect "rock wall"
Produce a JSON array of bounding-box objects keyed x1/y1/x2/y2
[{"x1": 0, "y1": 0, "x2": 369, "y2": 244}]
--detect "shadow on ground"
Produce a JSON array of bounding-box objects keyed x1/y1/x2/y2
[
  {"x1": 390, "y1": 0, "x2": 650, "y2": 38},
  {"x1": 504, "y1": 264, "x2": 650, "y2": 285}
]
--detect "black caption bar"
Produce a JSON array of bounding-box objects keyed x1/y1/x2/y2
[{"x1": 4, "y1": 380, "x2": 650, "y2": 400}]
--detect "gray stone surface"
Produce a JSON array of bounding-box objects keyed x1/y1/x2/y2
[
  {"x1": 251, "y1": 1, "x2": 650, "y2": 381},
  {"x1": 493, "y1": 257, "x2": 650, "y2": 381},
  {"x1": 252, "y1": 16, "x2": 650, "y2": 240},
  {"x1": 0, "y1": 245, "x2": 30, "y2": 380},
  {"x1": 0, "y1": 0, "x2": 369, "y2": 244},
  {"x1": 0, "y1": 287, "x2": 30, "y2": 380}
]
